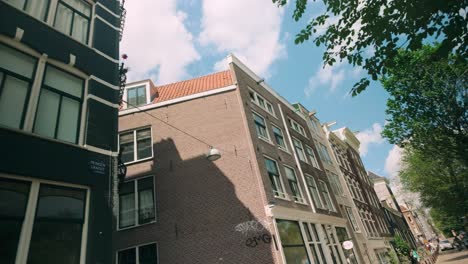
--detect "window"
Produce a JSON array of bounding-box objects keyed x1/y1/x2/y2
[
  {"x1": 0, "y1": 177, "x2": 88, "y2": 264},
  {"x1": 305, "y1": 146, "x2": 320, "y2": 169},
  {"x1": 118, "y1": 243, "x2": 158, "y2": 264},
  {"x1": 4, "y1": 0, "x2": 50, "y2": 21},
  {"x1": 322, "y1": 225, "x2": 346, "y2": 264},
  {"x1": 309, "y1": 119, "x2": 321, "y2": 135},
  {"x1": 54, "y1": 0, "x2": 91, "y2": 44},
  {"x1": 284, "y1": 166, "x2": 304, "y2": 203},
  {"x1": 0, "y1": 43, "x2": 36, "y2": 130},
  {"x1": 335, "y1": 227, "x2": 359, "y2": 264},
  {"x1": 119, "y1": 176, "x2": 156, "y2": 229},
  {"x1": 305, "y1": 174, "x2": 323, "y2": 209},
  {"x1": 288, "y1": 118, "x2": 306, "y2": 137},
  {"x1": 319, "y1": 180, "x2": 335, "y2": 211},
  {"x1": 292, "y1": 138, "x2": 307, "y2": 163},
  {"x1": 302, "y1": 222, "x2": 327, "y2": 264},
  {"x1": 276, "y1": 220, "x2": 310, "y2": 264},
  {"x1": 249, "y1": 88, "x2": 275, "y2": 116},
  {"x1": 317, "y1": 142, "x2": 332, "y2": 164},
  {"x1": 328, "y1": 172, "x2": 344, "y2": 196},
  {"x1": 127, "y1": 85, "x2": 147, "y2": 108},
  {"x1": 33, "y1": 65, "x2": 84, "y2": 144},
  {"x1": 345, "y1": 207, "x2": 360, "y2": 232},
  {"x1": 272, "y1": 125, "x2": 287, "y2": 150},
  {"x1": 264, "y1": 158, "x2": 286, "y2": 198},
  {"x1": 119, "y1": 127, "x2": 153, "y2": 163},
  {"x1": 253, "y1": 112, "x2": 269, "y2": 141}
]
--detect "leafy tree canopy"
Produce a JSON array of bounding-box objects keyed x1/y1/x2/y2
[{"x1": 273, "y1": 0, "x2": 468, "y2": 95}]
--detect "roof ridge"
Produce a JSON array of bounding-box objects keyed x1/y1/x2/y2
[{"x1": 155, "y1": 70, "x2": 230, "y2": 89}]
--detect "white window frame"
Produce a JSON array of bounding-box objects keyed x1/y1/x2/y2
[
  {"x1": 118, "y1": 126, "x2": 154, "y2": 165},
  {"x1": 292, "y1": 137, "x2": 307, "y2": 163},
  {"x1": 284, "y1": 165, "x2": 305, "y2": 204},
  {"x1": 117, "y1": 175, "x2": 157, "y2": 231},
  {"x1": 248, "y1": 87, "x2": 276, "y2": 117},
  {"x1": 305, "y1": 174, "x2": 324, "y2": 209},
  {"x1": 271, "y1": 123, "x2": 288, "y2": 152},
  {"x1": 318, "y1": 180, "x2": 336, "y2": 212},
  {"x1": 116, "y1": 241, "x2": 159, "y2": 264},
  {"x1": 327, "y1": 171, "x2": 344, "y2": 197},
  {"x1": 305, "y1": 145, "x2": 320, "y2": 169},
  {"x1": 122, "y1": 82, "x2": 151, "y2": 109},
  {"x1": 0, "y1": 173, "x2": 90, "y2": 264},
  {"x1": 288, "y1": 117, "x2": 307, "y2": 137},
  {"x1": 252, "y1": 111, "x2": 271, "y2": 143},
  {"x1": 264, "y1": 155, "x2": 288, "y2": 200},
  {"x1": 345, "y1": 207, "x2": 361, "y2": 232},
  {"x1": 300, "y1": 222, "x2": 328, "y2": 264}
]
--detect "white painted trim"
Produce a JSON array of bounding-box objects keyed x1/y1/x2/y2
[
  {"x1": 87, "y1": 94, "x2": 120, "y2": 108},
  {"x1": 283, "y1": 165, "x2": 307, "y2": 204},
  {"x1": 88, "y1": 3, "x2": 96, "y2": 46},
  {"x1": 96, "y1": 1, "x2": 121, "y2": 18},
  {"x1": 15, "y1": 181, "x2": 39, "y2": 264},
  {"x1": 84, "y1": 144, "x2": 119, "y2": 156},
  {"x1": 95, "y1": 15, "x2": 120, "y2": 31},
  {"x1": 24, "y1": 54, "x2": 47, "y2": 132},
  {"x1": 80, "y1": 185, "x2": 91, "y2": 264},
  {"x1": 89, "y1": 75, "x2": 119, "y2": 90},
  {"x1": 79, "y1": 78, "x2": 89, "y2": 145},
  {"x1": 117, "y1": 126, "x2": 154, "y2": 164},
  {"x1": 119, "y1": 85, "x2": 237, "y2": 116},
  {"x1": 270, "y1": 123, "x2": 288, "y2": 152},
  {"x1": 272, "y1": 207, "x2": 347, "y2": 227},
  {"x1": 263, "y1": 155, "x2": 288, "y2": 200},
  {"x1": 252, "y1": 110, "x2": 272, "y2": 143},
  {"x1": 93, "y1": 48, "x2": 119, "y2": 63}
]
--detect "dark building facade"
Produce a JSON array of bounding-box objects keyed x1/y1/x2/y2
[{"x1": 0, "y1": 0, "x2": 120, "y2": 263}]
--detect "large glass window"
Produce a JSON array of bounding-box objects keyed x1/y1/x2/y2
[
  {"x1": 319, "y1": 180, "x2": 335, "y2": 211},
  {"x1": 119, "y1": 176, "x2": 156, "y2": 229},
  {"x1": 292, "y1": 138, "x2": 307, "y2": 162},
  {"x1": 318, "y1": 143, "x2": 333, "y2": 164},
  {"x1": 345, "y1": 207, "x2": 360, "y2": 232},
  {"x1": 305, "y1": 174, "x2": 323, "y2": 209},
  {"x1": 4, "y1": 0, "x2": 50, "y2": 21},
  {"x1": 0, "y1": 44, "x2": 36, "y2": 130},
  {"x1": 328, "y1": 171, "x2": 344, "y2": 196},
  {"x1": 127, "y1": 86, "x2": 147, "y2": 108},
  {"x1": 264, "y1": 157, "x2": 285, "y2": 198},
  {"x1": 272, "y1": 125, "x2": 287, "y2": 150},
  {"x1": 335, "y1": 227, "x2": 358, "y2": 264},
  {"x1": 28, "y1": 185, "x2": 86, "y2": 264},
  {"x1": 54, "y1": 0, "x2": 91, "y2": 44},
  {"x1": 322, "y1": 224, "x2": 345, "y2": 264},
  {"x1": 33, "y1": 65, "x2": 83, "y2": 143},
  {"x1": 118, "y1": 243, "x2": 158, "y2": 264},
  {"x1": 253, "y1": 112, "x2": 269, "y2": 141},
  {"x1": 302, "y1": 222, "x2": 327, "y2": 264},
  {"x1": 305, "y1": 145, "x2": 320, "y2": 169},
  {"x1": 0, "y1": 178, "x2": 31, "y2": 264},
  {"x1": 284, "y1": 166, "x2": 304, "y2": 203},
  {"x1": 119, "y1": 127, "x2": 153, "y2": 163},
  {"x1": 276, "y1": 220, "x2": 310, "y2": 264}
]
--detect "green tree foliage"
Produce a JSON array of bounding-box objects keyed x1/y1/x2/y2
[
  {"x1": 430, "y1": 207, "x2": 465, "y2": 236},
  {"x1": 382, "y1": 46, "x2": 467, "y2": 162},
  {"x1": 272, "y1": 0, "x2": 468, "y2": 95},
  {"x1": 392, "y1": 235, "x2": 411, "y2": 263}
]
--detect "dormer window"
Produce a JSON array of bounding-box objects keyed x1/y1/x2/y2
[{"x1": 127, "y1": 85, "x2": 147, "y2": 108}]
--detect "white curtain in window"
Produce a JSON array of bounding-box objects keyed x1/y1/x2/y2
[
  {"x1": 120, "y1": 194, "x2": 135, "y2": 227},
  {"x1": 0, "y1": 44, "x2": 36, "y2": 78},
  {"x1": 57, "y1": 97, "x2": 80, "y2": 143},
  {"x1": 44, "y1": 66, "x2": 83, "y2": 98},
  {"x1": 72, "y1": 14, "x2": 88, "y2": 44},
  {"x1": 34, "y1": 89, "x2": 60, "y2": 138},
  {"x1": 25, "y1": 0, "x2": 49, "y2": 21},
  {"x1": 54, "y1": 4, "x2": 73, "y2": 35},
  {"x1": 0, "y1": 76, "x2": 28, "y2": 129},
  {"x1": 139, "y1": 190, "x2": 154, "y2": 220}
]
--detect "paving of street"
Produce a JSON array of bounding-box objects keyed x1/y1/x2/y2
[{"x1": 436, "y1": 249, "x2": 468, "y2": 264}]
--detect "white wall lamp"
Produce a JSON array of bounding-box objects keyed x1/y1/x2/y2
[{"x1": 206, "y1": 147, "x2": 222, "y2": 161}]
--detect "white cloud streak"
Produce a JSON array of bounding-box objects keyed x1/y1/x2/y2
[
  {"x1": 355, "y1": 123, "x2": 385, "y2": 156},
  {"x1": 199, "y1": 0, "x2": 286, "y2": 76},
  {"x1": 121, "y1": 0, "x2": 200, "y2": 83}
]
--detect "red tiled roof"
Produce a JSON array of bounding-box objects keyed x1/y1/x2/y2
[{"x1": 152, "y1": 70, "x2": 233, "y2": 103}]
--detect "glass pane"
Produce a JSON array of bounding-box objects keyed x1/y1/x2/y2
[
  {"x1": 54, "y1": 4, "x2": 73, "y2": 35},
  {"x1": 118, "y1": 248, "x2": 136, "y2": 264},
  {"x1": 137, "y1": 129, "x2": 152, "y2": 160},
  {"x1": 136, "y1": 87, "x2": 146, "y2": 106},
  {"x1": 63, "y1": 0, "x2": 91, "y2": 17},
  {"x1": 25, "y1": 0, "x2": 49, "y2": 21},
  {"x1": 0, "y1": 75, "x2": 29, "y2": 129},
  {"x1": 276, "y1": 220, "x2": 304, "y2": 245},
  {"x1": 72, "y1": 13, "x2": 89, "y2": 44},
  {"x1": 302, "y1": 223, "x2": 312, "y2": 242},
  {"x1": 57, "y1": 97, "x2": 80, "y2": 143},
  {"x1": 0, "y1": 44, "x2": 36, "y2": 78},
  {"x1": 119, "y1": 181, "x2": 135, "y2": 228},
  {"x1": 127, "y1": 88, "x2": 137, "y2": 107},
  {"x1": 0, "y1": 178, "x2": 30, "y2": 264},
  {"x1": 34, "y1": 89, "x2": 60, "y2": 138},
  {"x1": 44, "y1": 66, "x2": 83, "y2": 98},
  {"x1": 283, "y1": 247, "x2": 310, "y2": 264},
  {"x1": 139, "y1": 244, "x2": 157, "y2": 264},
  {"x1": 264, "y1": 159, "x2": 278, "y2": 175},
  {"x1": 253, "y1": 113, "x2": 265, "y2": 125},
  {"x1": 121, "y1": 144, "x2": 135, "y2": 163},
  {"x1": 4, "y1": 0, "x2": 26, "y2": 9},
  {"x1": 28, "y1": 185, "x2": 86, "y2": 264},
  {"x1": 138, "y1": 188, "x2": 155, "y2": 224},
  {"x1": 284, "y1": 167, "x2": 296, "y2": 180}
]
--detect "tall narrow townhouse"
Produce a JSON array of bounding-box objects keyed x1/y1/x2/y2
[
  {"x1": 292, "y1": 104, "x2": 367, "y2": 264},
  {"x1": 0, "y1": 0, "x2": 121, "y2": 263},
  {"x1": 370, "y1": 172, "x2": 417, "y2": 249},
  {"x1": 326, "y1": 127, "x2": 393, "y2": 263},
  {"x1": 115, "y1": 55, "x2": 357, "y2": 264}
]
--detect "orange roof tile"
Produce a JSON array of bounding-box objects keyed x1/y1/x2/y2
[{"x1": 152, "y1": 70, "x2": 233, "y2": 103}]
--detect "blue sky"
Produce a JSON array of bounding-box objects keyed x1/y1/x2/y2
[{"x1": 121, "y1": 0, "x2": 402, "y2": 179}]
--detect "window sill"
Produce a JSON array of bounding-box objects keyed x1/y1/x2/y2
[
  {"x1": 274, "y1": 195, "x2": 290, "y2": 201},
  {"x1": 294, "y1": 200, "x2": 308, "y2": 205},
  {"x1": 258, "y1": 136, "x2": 273, "y2": 145},
  {"x1": 123, "y1": 156, "x2": 153, "y2": 166},
  {"x1": 278, "y1": 147, "x2": 291, "y2": 155},
  {"x1": 117, "y1": 220, "x2": 157, "y2": 232}
]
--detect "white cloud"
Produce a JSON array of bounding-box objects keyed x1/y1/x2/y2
[
  {"x1": 199, "y1": 0, "x2": 286, "y2": 76},
  {"x1": 121, "y1": 0, "x2": 200, "y2": 83},
  {"x1": 305, "y1": 63, "x2": 346, "y2": 96},
  {"x1": 355, "y1": 123, "x2": 384, "y2": 156},
  {"x1": 384, "y1": 145, "x2": 402, "y2": 178}
]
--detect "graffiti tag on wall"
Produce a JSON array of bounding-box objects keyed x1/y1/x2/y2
[{"x1": 234, "y1": 220, "x2": 272, "y2": 247}]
